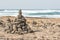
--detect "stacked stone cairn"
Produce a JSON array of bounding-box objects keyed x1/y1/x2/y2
[{"x1": 4, "y1": 9, "x2": 33, "y2": 34}]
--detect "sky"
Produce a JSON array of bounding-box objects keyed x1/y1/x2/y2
[{"x1": 0, "y1": 0, "x2": 60, "y2": 9}]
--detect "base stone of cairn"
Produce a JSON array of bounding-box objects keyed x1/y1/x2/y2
[{"x1": 4, "y1": 9, "x2": 33, "y2": 35}]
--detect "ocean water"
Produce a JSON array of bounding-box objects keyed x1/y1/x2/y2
[{"x1": 0, "y1": 9, "x2": 60, "y2": 18}]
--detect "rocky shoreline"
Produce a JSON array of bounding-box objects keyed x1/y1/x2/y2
[
  {"x1": 0, "y1": 17, "x2": 60, "y2": 40},
  {"x1": 0, "y1": 10, "x2": 60, "y2": 40}
]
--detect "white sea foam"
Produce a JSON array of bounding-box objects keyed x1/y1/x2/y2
[
  {"x1": 22, "y1": 10, "x2": 60, "y2": 13},
  {"x1": 23, "y1": 15, "x2": 60, "y2": 18}
]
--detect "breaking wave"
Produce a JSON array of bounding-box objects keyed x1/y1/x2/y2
[{"x1": 0, "y1": 9, "x2": 60, "y2": 18}]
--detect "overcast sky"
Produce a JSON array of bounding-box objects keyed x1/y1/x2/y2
[{"x1": 0, "y1": 0, "x2": 60, "y2": 9}]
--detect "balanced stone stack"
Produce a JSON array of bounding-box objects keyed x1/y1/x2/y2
[
  {"x1": 14, "y1": 9, "x2": 31, "y2": 34},
  {"x1": 4, "y1": 9, "x2": 33, "y2": 34}
]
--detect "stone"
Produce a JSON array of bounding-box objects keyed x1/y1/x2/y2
[
  {"x1": 6, "y1": 30, "x2": 11, "y2": 33},
  {"x1": 13, "y1": 25, "x2": 17, "y2": 31},
  {"x1": 17, "y1": 24, "x2": 21, "y2": 28},
  {"x1": 11, "y1": 31, "x2": 15, "y2": 34},
  {"x1": 18, "y1": 28, "x2": 22, "y2": 31},
  {"x1": 0, "y1": 20, "x2": 3, "y2": 25}
]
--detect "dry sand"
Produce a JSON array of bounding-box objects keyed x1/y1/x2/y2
[{"x1": 0, "y1": 16, "x2": 60, "y2": 40}]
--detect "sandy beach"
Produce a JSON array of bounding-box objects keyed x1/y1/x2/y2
[{"x1": 0, "y1": 16, "x2": 60, "y2": 40}]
